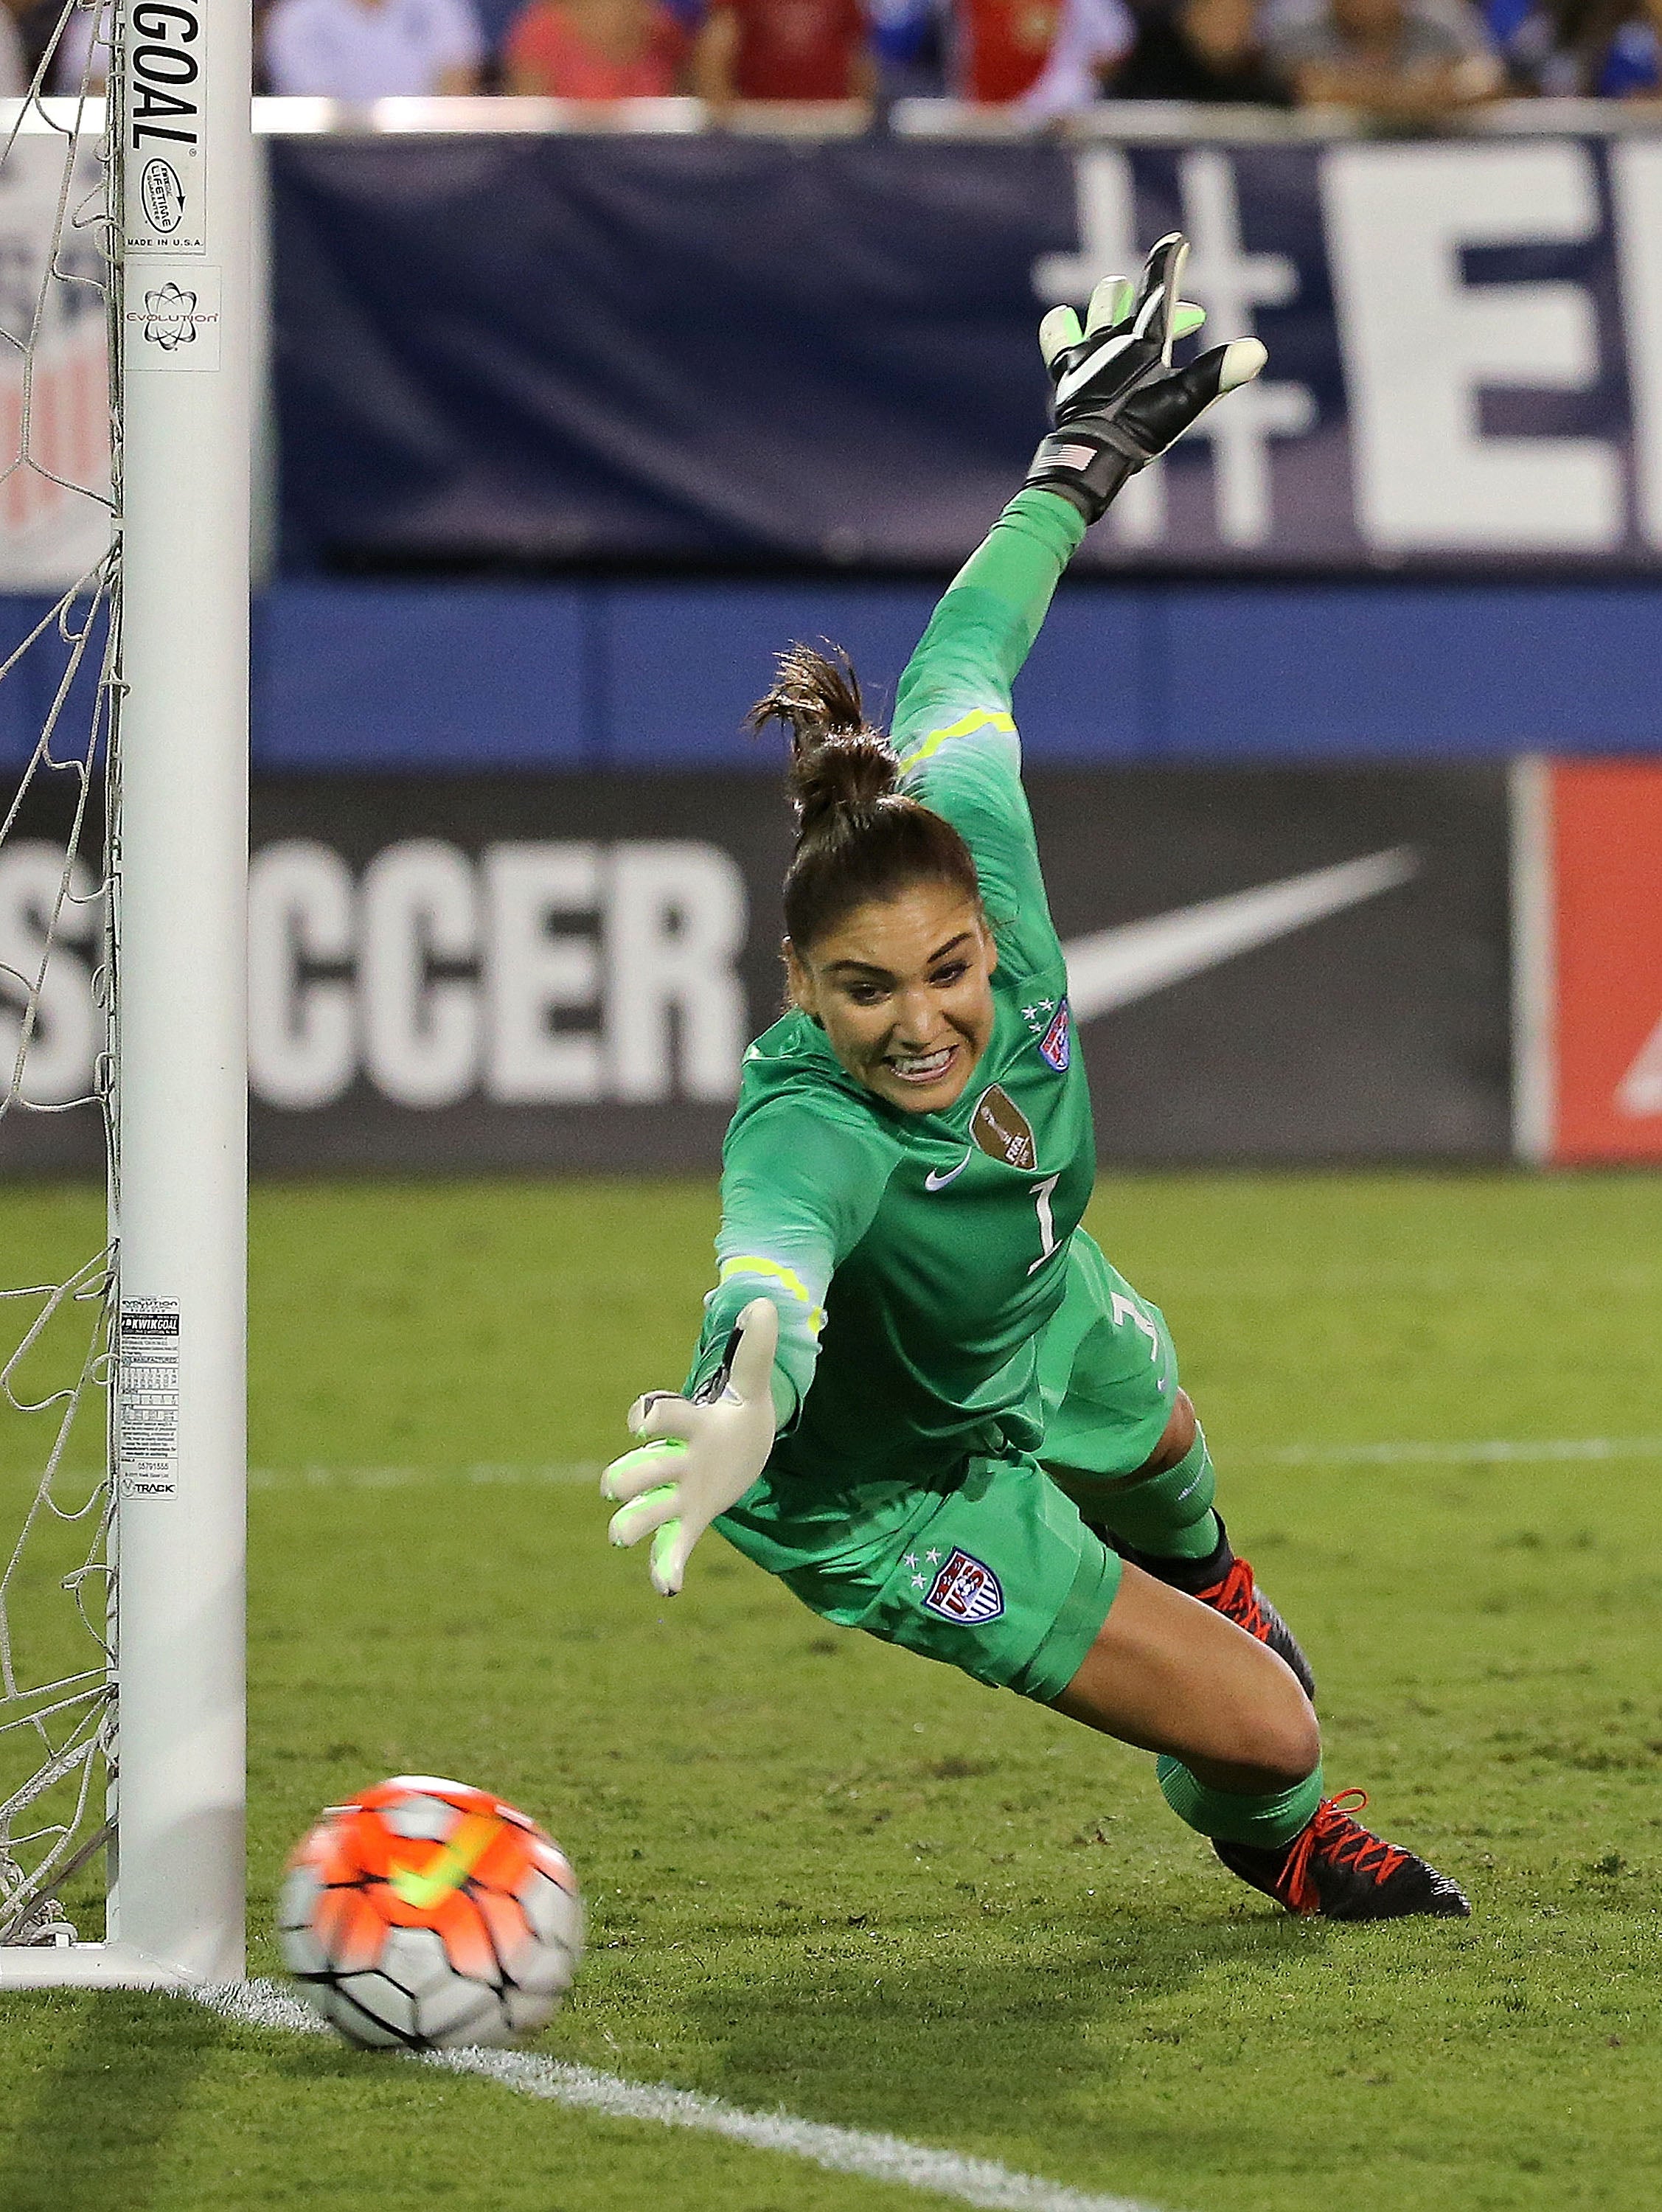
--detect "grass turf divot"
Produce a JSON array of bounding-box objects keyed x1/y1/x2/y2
[{"x1": 193, "y1": 1980, "x2": 1168, "y2": 2212}]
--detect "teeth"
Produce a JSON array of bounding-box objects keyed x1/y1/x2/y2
[{"x1": 890, "y1": 1048, "x2": 953, "y2": 1079}]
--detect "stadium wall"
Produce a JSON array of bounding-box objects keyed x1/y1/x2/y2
[
  {"x1": 4, "y1": 579, "x2": 1657, "y2": 775},
  {"x1": 4, "y1": 597, "x2": 1661, "y2": 1175},
  {"x1": 4, "y1": 117, "x2": 1661, "y2": 1177},
  {"x1": 259, "y1": 578, "x2": 1662, "y2": 768},
  {"x1": 0, "y1": 754, "x2": 1518, "y2": 1175}
]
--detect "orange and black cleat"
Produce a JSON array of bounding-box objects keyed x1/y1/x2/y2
[
  {"x1": 1191, "y1": 1551, "x2": 1316, "y2": 1702},
  {"x1": 1214, "y1": 1790, "x2": 1472, "y2": 1921},
  {"x1": 1113, "y1": 1517, "x2": 1316, "y2": 1701}
]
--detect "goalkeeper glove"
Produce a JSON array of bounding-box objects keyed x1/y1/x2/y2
[
  {"x1": 1025, "y1": 231, "x2": 1268, "y2": 526},
  {"x1": 601, "y1": 1298, "x2": 779, "y2": 1597}
]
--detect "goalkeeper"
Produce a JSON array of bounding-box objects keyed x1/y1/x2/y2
[{"x1": 603, "y1": 237, "x2": 1468, "y2": 1923}]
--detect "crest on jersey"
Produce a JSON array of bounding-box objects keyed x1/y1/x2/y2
[
  {"x1": 971, "y1": 1084, "x2": 1036, "y2": 1170},
  {"x1": 1037, "y1": 1001, "x2": 1071, "y2": 1072},
  {"x1": 923, "y1": 1548, "x2": 1004, "y2": 1624}
]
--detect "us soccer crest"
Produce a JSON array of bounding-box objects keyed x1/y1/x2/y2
[
  {"x1": 922, "y1": 1548, "x2": 1004, "y2": 1624},
  {"x1": 1037, "y1": 1002, "x2": 1071, "y2": 1072}
]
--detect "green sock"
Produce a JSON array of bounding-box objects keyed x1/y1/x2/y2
[
  {"x1": 1103, "y1": 1429, "x2": 1219, "y2": 1562},
  {"x1": 1157, "y1": 1755, "x2": 1323, "y2": 1850}
]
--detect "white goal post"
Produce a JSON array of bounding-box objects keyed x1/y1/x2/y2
[{"x1": 0, "y1": 0, "x2": 251, "y2": 1988}]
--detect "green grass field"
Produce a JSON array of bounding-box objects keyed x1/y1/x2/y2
[{"x1": 2, "y1": 1171, "x2": 1661, "y2": 2212}]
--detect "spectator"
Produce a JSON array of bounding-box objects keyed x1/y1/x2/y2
[
  {"x1": 506, "y1": 0, "x2": 689, "y2": 93},
  {"x1": 1498, "y1": 0, "x2": 1662, "y2": 89},
  {"x1": 1267, "y1": 0, "x2": 1501, "y2": 114},
  {"x1": 867, "y1": 0, "x2": 947, "y2": 94},
  {"x1": 1594, "y1": 0, "x2": 1662, "y2": 87},
  {"x1": 1021, "y1": 0, "x2": 1133, "y2": 109},
  {"x1": 691, "y1": 0, "x2": 875, "y2": 103},
  {"x1": 263, "y1": 0, "x2": 485, "y2": 94},
  {"x1": 1111, "y1": 0, "x2": 1291, "y2": 97},
  {"x1": 947, "y1": 0, "x2": 1074, "y2": 100},
  {"x1": 1484, "y1": 0, "x2": 1585, "y2": 82}
]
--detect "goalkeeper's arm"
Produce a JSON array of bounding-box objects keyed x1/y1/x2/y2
[
  {"x1": 891, "y1": 228, "x2": 1268, "y2": 787},
  {"x1": 602, "y1": 1107, "x2": 886, "y2": 1597}
]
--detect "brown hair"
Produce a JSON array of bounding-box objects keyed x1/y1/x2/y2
[{"x1": 746, "y1": 643, "x2": 981, "y2": 952}]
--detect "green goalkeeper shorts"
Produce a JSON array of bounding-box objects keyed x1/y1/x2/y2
[
  {"x1": 717, "y1": 1453, "x2": 1122, "y2": 1705},
  {"x1": 1035, "y1": 1229, "x2": 1181, "y2": 1510}
]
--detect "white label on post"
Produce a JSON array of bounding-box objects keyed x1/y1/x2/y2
[
  {"x1": 123, "y1": 0, "x2": 209, "y2": 256},
  {"x1": 125, "y1": 265, "x2": 222, "y2": 372},
  {"x1": 119, "y1": 1298, "x2": 181, "y2": 1497}
]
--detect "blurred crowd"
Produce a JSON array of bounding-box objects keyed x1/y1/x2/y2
[{"x1": 12, "y1": 0, "x2": 1662, "y2": 111}]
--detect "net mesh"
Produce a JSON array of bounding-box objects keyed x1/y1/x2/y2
[{"x1": 0, "y1": 3, "x2": 122, "y2": 1947}]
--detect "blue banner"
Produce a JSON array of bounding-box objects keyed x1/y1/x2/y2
[{"x1": 273, "y1": 131, "x2": 1662, "y2": 572}]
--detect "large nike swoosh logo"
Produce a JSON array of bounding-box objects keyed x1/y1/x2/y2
[
  {"x1": 924, "y1": 1150, "x2": 973, "y2": 1191},
  {"x1": 1063, "y1": 848, "x2": 1419, "y2": 1023}
]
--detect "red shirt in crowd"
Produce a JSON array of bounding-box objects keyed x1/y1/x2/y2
[
  {"x1": 507, "y1": 0, "x2": 687, "y2": 95},
  {"x1": 954, "y1": 0, "x2": 1060, "y2": 100},
  {"x1": 720, "y1": 0, "x2": 868, "y2": 99}
]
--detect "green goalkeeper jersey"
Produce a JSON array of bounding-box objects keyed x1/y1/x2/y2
[{"x1": 688, "y1": 487, "x2": 1093, "y2": 1534}]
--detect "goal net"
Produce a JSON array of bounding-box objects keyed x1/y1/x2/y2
[
  {"x1": 1, "y1": 0, "x2": 250, "y2": 1984},
  {"x1": 0, "y1": 2, "x2": 122, "y2": 1952}
]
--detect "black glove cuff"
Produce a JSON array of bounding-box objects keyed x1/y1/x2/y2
[{"x1": 1023, "y1": 432, "x2": 1137, "y2": 526}]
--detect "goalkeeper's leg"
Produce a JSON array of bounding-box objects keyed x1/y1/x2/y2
[
  {"x1": 1054, "y1": 1568, "x2": 1469, "y2": 1922},
  {"x1": 719, "y1": 1443, "x2": 1465, "y2": 1922},
  {"x1": 1038, "y1": 1232, "x2": 1315, "y2": 1697},
  {"x1": 1093, "y1": 1400, "x2": 1315, "y2": 1701}
]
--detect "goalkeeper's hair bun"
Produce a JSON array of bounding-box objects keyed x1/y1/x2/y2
[
  {"x1": 787, "y1": 728, "x2": 898, "y2": 835},
  {"x1": 747, "y1": 641, "x2": 981, "y2": 953},
  {"x1": 748, "y1": 644, "x2": 895, "y2": 830}
]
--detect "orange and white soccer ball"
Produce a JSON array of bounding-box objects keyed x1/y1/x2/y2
[{"x1": 277, "y1": 1775, "x2": 584, "y2": 2049}]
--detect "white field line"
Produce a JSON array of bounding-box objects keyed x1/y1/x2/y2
[
  {"x1": 1237, "y1": 1435, "x2": 1662, "y2": 1469},
  {"x1": 239, "y1": 1438, "x2": 1662, "y2": 1493},
  {"x1": 190, "y1": 1979, "x2": 1168, "y2": 2212},
  {"x1": 1131, "y1": 1261, "x2": 1662, "y2": 1293},
  {"x1": 248, "y1": 1461, "x2": 602, "y2": 1491}
]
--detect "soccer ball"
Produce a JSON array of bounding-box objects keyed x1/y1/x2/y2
[{"x1": 277, "y1": 1774, "x2": 584, "y2": 2050}]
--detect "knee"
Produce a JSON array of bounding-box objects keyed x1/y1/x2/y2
[
  {"x1": 1225, "y1": 1631, "x2": 1321, "y2": 1786},
  {"x1": 1130, "y1": 1389, "x2": 1197, "y2": 1480},
  {"x1": 1255, "y1": 1675, "x2": 1321, "y2": 1786}
]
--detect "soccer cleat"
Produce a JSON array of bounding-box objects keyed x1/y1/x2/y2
[
  {"x1": 1192, "y1": 1554, "x2": 1316, "y2": 1703},
  {"x1": 1113, "y1": 1517, "x2": 1316, "y2": 1700},
  {"x1": 1214, "y1": 1790, "x2": 1472, "y2": 1921}
]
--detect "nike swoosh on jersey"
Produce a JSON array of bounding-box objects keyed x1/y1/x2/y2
[
  {"x1": 923, "y1": 1150, "x2": 974, "y2": 1192},
  {"x1": 1063, "y1": 847, "x2": 1419, "y2": 1023},
  {"x1": 1053, "y1": 333, "x2": 1134, "y2": 408}
]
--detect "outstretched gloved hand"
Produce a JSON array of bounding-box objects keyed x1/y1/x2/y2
[
  {"x1": 601, "y1": 1298, "x2": 779, "y2": 1598},
  {"x1": 1025, "y1": 231, "x2": 1268, "y2": 525}
]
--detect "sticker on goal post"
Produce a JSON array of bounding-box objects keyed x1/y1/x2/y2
[
  {"x1": 125, "y1": 265, "x2": 223, "y2": 374},
  {"x1": 123, "y1": 0, "x2": 209, "y2": 259},
  {"x1": 119, "y1": 1298, "x2": 181, "y2": 1498}
]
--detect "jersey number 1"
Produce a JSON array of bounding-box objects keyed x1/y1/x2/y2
[{"x1": 1026, "y1": 1174, "x2": 1060, "y2": 1276}]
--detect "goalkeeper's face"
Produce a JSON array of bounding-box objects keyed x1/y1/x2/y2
[{"x1": 786, "y1": 883, "x2": 997, "y2": 1115}]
